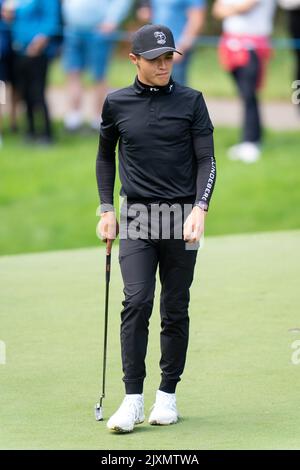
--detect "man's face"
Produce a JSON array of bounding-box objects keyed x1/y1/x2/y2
[{"x1": 130, "y1": 52, "x2": 174, "y2": 86}]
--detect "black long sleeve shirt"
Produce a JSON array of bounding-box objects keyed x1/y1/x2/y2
[{"x1": 96, "y1": 76, "x2": 216, "y2": 213}]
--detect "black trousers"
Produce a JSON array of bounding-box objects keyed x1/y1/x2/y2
[
  {"x1": 289, "y1": 9, "x2": 300, "y2": 85},
  {"x1": 118, "y1": 199, "x2": 199, "y2": 394},
  {"x1": 231, "y1": 50, "x2": 261, "y2": 143},
  {"x1": 14, "y1": 53, "x2": 52, "y2": 139}
]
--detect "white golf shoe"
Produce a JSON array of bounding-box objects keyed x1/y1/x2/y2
[
  {"x1": 64, "y1": 111, "x2": 83, "y2": 132},
  {"x1": 107, "y1": 394, "x2": 144, "y2": 433},
  {"x1": 228, "y1": 142, "x2": 261, "y2": 163},
  {"x1": 148, "y1": 390, "x2": 179, "y2": 425}
]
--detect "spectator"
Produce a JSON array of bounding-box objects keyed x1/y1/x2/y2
[
  {"x1": 136, "y1": 0, "x2": 206, "y2": 86},
  {"x1": 213, "y1": 0, "x2": 277, "y2": 163},
  {"x1": 0, "y1": 0, "x2": 18, "y2": 146},
  {"x1": 278, "y1": 0, "x2": 300, "y2": 114},
  {"x1": 2, "y1": 0, "x2": 61, "y2": 145},
  {"x1": 62, "y1": 0, "x2": 133, "y2": 133}
]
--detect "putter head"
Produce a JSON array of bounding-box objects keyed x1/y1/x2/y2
[{"x1": 95, "y1": 403, "x2": 103, "y2": 421}]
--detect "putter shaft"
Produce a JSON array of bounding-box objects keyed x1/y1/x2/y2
[{"x1": 95, "y1": 242, "x2": 111, "y2": 421}]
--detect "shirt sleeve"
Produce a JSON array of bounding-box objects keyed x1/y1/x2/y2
[
  {"x1": 187, "y1": 0, "x2": 207, "y2": 8},
  {"x1": 103, "y1": 0, "x2": 133, "y2": 26},
  {"x1": 40, "y1": 0, "x2": 61, "y2": 37},
  {"x1": 191, "y1": 93, "x2": 216, "y2": 210},
  {"x1": 15, "y1": 0, "x2": 38, "y2": 17},
  {"x1": 15, "y1": 0, "x2": 60, "y2": 37},
  {"x1": 96, "y1": 97, "x2": 119, "y2": 213}
]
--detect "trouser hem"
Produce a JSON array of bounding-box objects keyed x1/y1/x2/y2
[
  {"x1": 159, "y1": 378, "x2": 179, "y2": 394},
  {"x1": 124, "y1": 380, "x2": 144, "y2": 394}
]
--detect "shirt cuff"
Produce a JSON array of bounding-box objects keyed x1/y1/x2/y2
[
  {"x1": 100, "y1": 203, "x2": 115, "y2": 214},
  {"x1": 193, "y1": 201, "x2": 209, "y2": 212}
]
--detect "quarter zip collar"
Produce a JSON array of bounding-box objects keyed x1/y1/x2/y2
[{"x1": 133, "y1": 76, "x2": 175, "y2": 95}]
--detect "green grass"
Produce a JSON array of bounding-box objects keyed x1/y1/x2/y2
[
  {"x1": 50, "y1": 46, "x2": 296, "y2": 100},
  {"x1": 0, "y1": 229, "x2": 299, "y2": 449},
  {"x1": 0, "y1": 126, "x2": 299, "y2": 256}
]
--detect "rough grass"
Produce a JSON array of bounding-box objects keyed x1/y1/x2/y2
[
  {"x1": 0, "y1": 126, "x2": 299, "y2": 255},
  {"x1": 50, "y1": 47, "x2": 296, "y2": 100}
]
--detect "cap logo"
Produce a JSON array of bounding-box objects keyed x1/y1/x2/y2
[{"x1": 154, "y1": 31, "x2": 166, "y2": 45}]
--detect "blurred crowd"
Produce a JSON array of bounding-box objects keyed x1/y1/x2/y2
[{"x1": 0, "y1": 0, "x2": 299, "y2": 161}]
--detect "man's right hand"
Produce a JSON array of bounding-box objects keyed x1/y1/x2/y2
[
  {"x1": 96, "y1": 211, "x2": 119, "y2": 245},
  {"x1": 26, "y1": 34, "x2": 49, "y2": 57},
  {"x1": 97, "y1": 22, "x2": 117, "y2": 34}
]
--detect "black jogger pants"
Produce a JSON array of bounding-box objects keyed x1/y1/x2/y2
[
  {"x1": 231, "y1": 50, "x2": 261, "y2": 143},
  {"x1": 118, "y1": 198, "x2": 199, "y2": 394}
]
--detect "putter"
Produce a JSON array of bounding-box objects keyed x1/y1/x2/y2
[{"x1": 95, "y1": 240, "x2": 112, "y2": 421}]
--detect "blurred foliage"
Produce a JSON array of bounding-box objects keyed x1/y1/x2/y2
[
  {"x1": 49, "y1": 46, "x2": 295, "y2": 100},
  {"x1": 0, "y1": 3, "x2": 297, "y2": 257},
  {"x1": 127, "y1": 0, "x2": 290, "y2": 36},
  {"x1": 0, "y1": 124, "x2": 299, "y2": 255}
]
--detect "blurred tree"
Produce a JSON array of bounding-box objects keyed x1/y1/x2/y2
[{"x1": 129, "y1": 0, "x2": 287, "y2": 36}]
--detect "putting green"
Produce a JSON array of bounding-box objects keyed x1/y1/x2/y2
[{"x1": 0, "y1": 230, "x2": 299, "y2": 450}]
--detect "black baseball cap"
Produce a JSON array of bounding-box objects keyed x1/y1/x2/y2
[{"x1": 131, "y1": 24, "x2": 182, "y2": 60}]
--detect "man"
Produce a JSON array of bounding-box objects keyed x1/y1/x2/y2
[
  {"x1": 2, "y1": 0, "x2": 61, "y2": 144},
  {"x1": 62, "y1": 0, "x2": 132, "y2": 132},
  {"x1": 96, "y1": 24, "x2": 216, "y2": 433},
  {"x1": 213, "y1": 0, "x2": 276, "y2": 162},
  {"x1": 137, "y1": 0, "x2": 206, "y2": 85},
  {"x1": 278, "y1": 0, "x2": 300, "y2": 114},
  {"x1": 0, "y1": 0, "x2": 18, "y2": 147}
]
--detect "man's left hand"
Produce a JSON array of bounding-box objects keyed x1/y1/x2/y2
[
  {"x1": 26, "y1": 35, "x2": 49, "y2": 57},
  {"x1": 98, "y1": 22, "x2": 117, "y2": 34},
  {"x1": 183, "y1": 206, "x2": 206, "y2": 243}
]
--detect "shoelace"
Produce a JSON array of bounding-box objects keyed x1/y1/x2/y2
[
  {"x1": 150, "y1": 395, "x2": 177, "y2": 413},
  {"x1": 121, "y1": 397, "x2": 143, "y2": 421}
]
